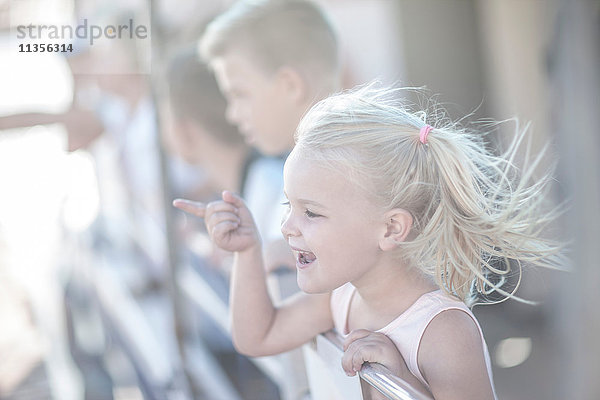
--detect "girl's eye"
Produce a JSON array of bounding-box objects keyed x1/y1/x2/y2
[
  {"x1": 281, "y1": 201, "x2": 320, "y2": 218},
  {"x1": 305, "y1": 209, "x2": 320, "y2": 218}
]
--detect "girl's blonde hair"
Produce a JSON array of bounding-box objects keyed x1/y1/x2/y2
[{"x1": 295, "y1": 83, "x2": 565, "y2": 306}]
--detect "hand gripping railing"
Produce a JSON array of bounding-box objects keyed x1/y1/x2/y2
[{"x1": 320, "y1": 331, "x2": 434, "y2": 400}]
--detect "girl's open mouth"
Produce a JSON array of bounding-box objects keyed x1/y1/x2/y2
[{"x1": 296, "y1": 250, "x2": 316, "y2": 269}]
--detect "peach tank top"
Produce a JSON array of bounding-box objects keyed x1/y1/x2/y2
[{"x1": 330, "y1": 283, "x2": 497, "y2": 399}]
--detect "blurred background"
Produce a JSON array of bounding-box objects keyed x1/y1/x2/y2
[{"x1": 0, "y1": 0, "x2": 598, "y2": 399}]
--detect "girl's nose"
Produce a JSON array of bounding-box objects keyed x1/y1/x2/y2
[{"x1": 281, "y1": 212, "x2": 300, "y2": 239}]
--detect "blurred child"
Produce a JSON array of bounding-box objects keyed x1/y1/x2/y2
[
  {"x1": 164, "y1": 48, "x2": 249, "y2": 196},
  {"x1": 200, "y1": 0, "x2": 340, "y2": 156},
  {"x1": 174, "y1": 84, "x2": 564, "y2": 399},
  {"x1": 198, "y1": 0, "x2": 341, "y2": 272}
]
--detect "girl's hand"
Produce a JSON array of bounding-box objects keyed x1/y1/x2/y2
[
  {"x1": 341, "y1": 329, "x2": 408, "y2": 378},
  {"x1": 173, "y1": 191, "x2": 260, "y2": 253}
]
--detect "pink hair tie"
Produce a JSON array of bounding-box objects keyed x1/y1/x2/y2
[{"x1": 419, "y1": 124, "x2": 433, "y2": 144}]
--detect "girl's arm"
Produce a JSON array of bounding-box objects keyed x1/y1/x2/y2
[
  {"x1": 174, "y1": 191, "x2": 333, "y2": 357},
  {"x1": 418, "y1": 310, "x2": 495, "y2": 400}
]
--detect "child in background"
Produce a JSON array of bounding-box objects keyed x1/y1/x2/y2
[
  {"x1": 175, "y1": 84, "x2": 565, "y2": 399},
  {"x1": 164, "y1": 47, "x2": 249, "y2": 197},
  {"x1": 197, "y1": 0, "x2": 341, "y2": 273}
]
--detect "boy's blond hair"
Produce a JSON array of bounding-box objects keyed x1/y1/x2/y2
[
  {"x1": 295, "y1": 83, "x2": 566, "y2": 306},
  {"x1": 199, "y1": 0, "x2": 340, "y2": 96}
]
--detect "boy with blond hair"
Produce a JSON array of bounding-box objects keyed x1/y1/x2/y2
[{"x1": 200, "y1": 0, "x2": 340, "y2": 157}]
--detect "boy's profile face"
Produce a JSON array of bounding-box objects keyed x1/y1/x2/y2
[{"x1": 211, "y1": 50, "x2": 298, "y2": 156}]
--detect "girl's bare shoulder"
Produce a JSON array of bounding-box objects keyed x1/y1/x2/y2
[{"x1": 418, "y1": 309, "x2": 494, "y2": 399}]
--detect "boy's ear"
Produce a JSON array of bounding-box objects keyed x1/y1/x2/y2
[
  {"x1": 275, "y1": 66, "x2": 308, "y2": 104},
  {"x1": 379, "y1": 209, "x2": 413, "y2": 252}
]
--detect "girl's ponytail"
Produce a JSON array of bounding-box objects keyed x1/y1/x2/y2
[{"x1": 415, "y1": 121, "x2": 564, "y2": 305}]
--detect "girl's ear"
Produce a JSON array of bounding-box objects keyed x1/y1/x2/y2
[
  {"x1": 275, "y1": 66, "x2": 308, "y2": 104},
  {"x1": 379, "y1": 209, "x2": 413, "y2": 252}
]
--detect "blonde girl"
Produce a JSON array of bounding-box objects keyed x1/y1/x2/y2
[{"x1": 174, "y1": 84, "x2": 562, "y2": 400}]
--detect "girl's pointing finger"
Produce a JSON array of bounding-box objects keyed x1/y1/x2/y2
[{"x1": 173, "y1": 199, "x2": 207, "y2": 217}]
